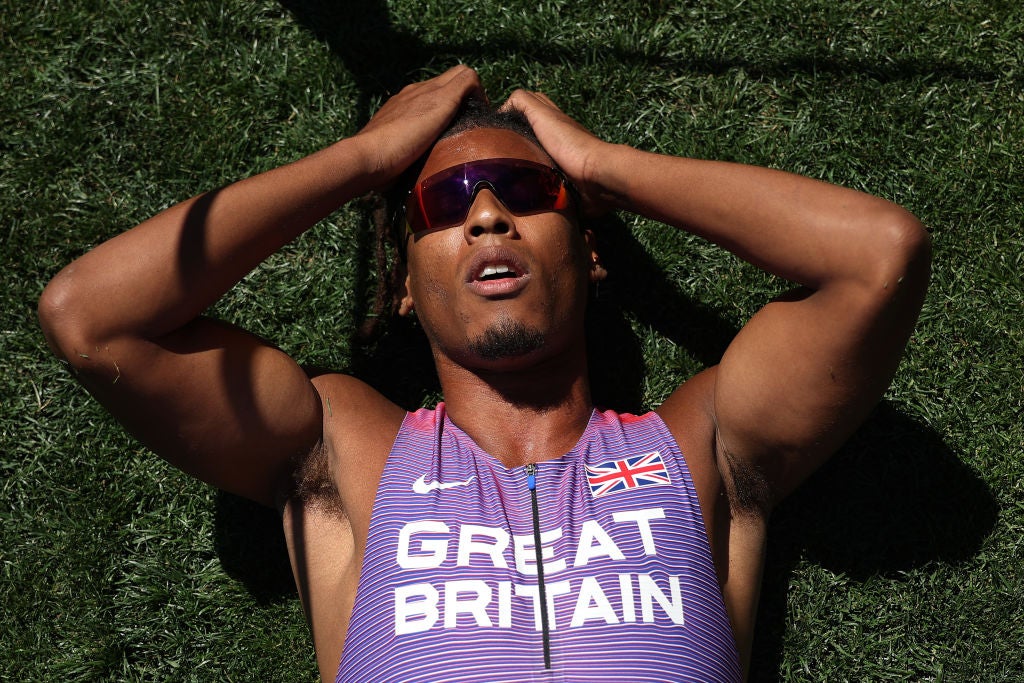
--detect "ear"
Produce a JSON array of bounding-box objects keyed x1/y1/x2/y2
[
  {"x1": 397, "y1": 269, "x2": 416, "y2": 316},
  {"x1": 584, "y1": 229, "x2": 608, "y2": 282}
]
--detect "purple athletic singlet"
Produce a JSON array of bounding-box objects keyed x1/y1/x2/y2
[{"x1": 336, "y1": 404, "x2": 741, "y2": 682}]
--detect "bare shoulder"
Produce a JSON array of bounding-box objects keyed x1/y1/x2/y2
[
  {"x1": 310, "y1": 373, "x2": 406, "y2": 466},
  {"x1": 656, "y1": 368, "x2": 723, "y2": 509},
  {"x1": 309, "y1": 373, "x2": 406, "y2": 527},
  {"x1": 660, "y1": 362, "x2": 776, "y2": 517},
  {"x1": 310, "y1": 373, "x2": 407, "y2": 435}
]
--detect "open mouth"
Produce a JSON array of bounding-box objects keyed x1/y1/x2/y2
[
  {"x1": 465, "y1": 246, "x2": 529, "y2": 286},
  {"x1": 464, "y1": 248, "x2": 530, "y2": 297},
  {"x1": 476, "y1": 263, "x2": 521, "y2": 282}
]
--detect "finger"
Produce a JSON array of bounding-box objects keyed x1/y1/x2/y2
[
  {"x1": 499, "y1": 89, "x2": 533, "y2": 112},
  {"x1": 436, "y1": 64, "x2": 483, "y2": 97},
  {"x1": 438, "y1": 63, "x2": 478, "y2": 83},
  {"x1": 397, "y1": 65, "x2": 476, "y2": 101},
  {"x1": 457, "y1": 72, "x2": 489, "y2": 107},
  {"x1": 502, "y1": 89, "x2": 564, "y2": 117},
  {"x1": 531, "y1": 91, "x2": 562, "y2": 111},
  {"x1": 422, "y1": 64, "x2": 474, "y2": 89}
]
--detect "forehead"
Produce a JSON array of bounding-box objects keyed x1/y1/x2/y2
[{"x1": 417, "y1": 128, "x2": 552, "y2": 182}]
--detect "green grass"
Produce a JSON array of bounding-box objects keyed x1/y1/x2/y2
[{"x1": 2, "y1": 0, "x2": 1022, "y2": 680}]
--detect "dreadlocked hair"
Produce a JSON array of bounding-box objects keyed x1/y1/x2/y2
[
  {"x1": 358, "y1": 190, "x2": 404, "y2": 342},
  {"x1": 359, "y1": 97, "x2": 550, "y2": 341}
]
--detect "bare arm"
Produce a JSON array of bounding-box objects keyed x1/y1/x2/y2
[
  {"x1": 38, "y1": 66, "x2": 484, "y2": 506},
  {"x1": 507, "y1": 90, "x2": 930, "y2": 504}
]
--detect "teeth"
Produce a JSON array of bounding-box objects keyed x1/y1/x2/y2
[{"x1": 480, "y1": 264, "x2": 512, "y2": 279}]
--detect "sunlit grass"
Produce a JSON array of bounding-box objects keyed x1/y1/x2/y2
[{"x1": 2, "y1": 0, "x2": 1021, "y2": 680}]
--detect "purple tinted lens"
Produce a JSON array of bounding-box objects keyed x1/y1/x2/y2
[{"x1": 407, "y1": 158, "x2": 564, "y2": 234}]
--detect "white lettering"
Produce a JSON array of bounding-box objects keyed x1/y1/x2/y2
[
  {"x1": 639, "y1": 573, "x2": 684, "y2": 625},
  {"x1": 397, "y1": 520, "x2": 450, "y2": 569},
  {"x1": 392, "y1": 513, "x2": 688, "y2": 637},
  {"x1": 397, "y1": 510, "x2": 666, "y2": 573},
  {"x1": 570, "y1": 576, "x2": 619, "y2": 627},
  {"x1": 497, "y1": 580, "x2": 512, "y2": 628},
  {"x1": 513, "y1": 528, "x2": 566, "y2": 575},
  {"x1": 573, "y1": 519, "x2": 625, "y2": 567},
  {"x1": 618, "y1": 573, "x2": 636, "y2": 622},
  {"x1": 515, "y1": 580, "x2": 571, "y2": 631},
  {"x1": 393, "y1": 574, "x2": 684, "y2": 635},
  {"x1": 444, "y1": 580, "x2": 492, "y2": 628},
  {"x1": 457, "y1": 524, "x2": 509, "y2": 568},
  {"x1": 395, "y1": 583, "x2": 439, "y2": 634},
  {"x1": 613, "y1": 508, "x2": 665, "y2": 556}
]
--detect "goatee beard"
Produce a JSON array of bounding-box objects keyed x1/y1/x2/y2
[{"x1": 467, "y1": 318, "x2": 545, "y2": 361}]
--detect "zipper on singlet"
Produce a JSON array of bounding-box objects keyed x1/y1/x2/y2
[{"x1": 525, "y1": 463, "x2": 552, "y2": 670}]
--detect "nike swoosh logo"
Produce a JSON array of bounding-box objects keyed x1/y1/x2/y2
[{"x1": 412, "y1": 474, "x2": 476, "y2": 494}]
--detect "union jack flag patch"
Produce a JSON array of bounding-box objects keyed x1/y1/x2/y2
[{"x1": 585, "y1": 451, "x2": 671, "y2": 498}]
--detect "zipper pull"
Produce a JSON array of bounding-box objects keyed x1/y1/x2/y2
[{"x1": 525, "y1": 462, "x2": 537, "y2": 491}]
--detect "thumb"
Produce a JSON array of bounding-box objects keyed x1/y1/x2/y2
[{"x1": 500, "y1": 89, "x2": 563, "y2": 117}]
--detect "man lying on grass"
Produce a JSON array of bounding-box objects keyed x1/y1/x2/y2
[{"x1": 38, "y1": 65, "x2": 930, "y2": 682}]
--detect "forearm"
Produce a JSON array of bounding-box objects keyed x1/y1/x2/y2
[
  {"x1": 510, "y1": 89, "x2": 930, "y2": 507},
  {"x1": 595, "y1": 145, "x2": 926, "y2": 290},
  {"x1": 41, "y1": 135, "x2": 377, "y2": 350}
]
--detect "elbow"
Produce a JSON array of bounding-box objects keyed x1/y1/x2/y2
[
  {"x1": 853, "y1": 208, "x2": 932, "y2": 329},
  {"x1": 870, "y1": 207, "x2": 932, "y2": 295},
  {"x1": 38, "y1": 267, "x2": 92, "y2": 365},
  {"x1": 889, "y1": 208, "x2": 931, "y2": 265}
]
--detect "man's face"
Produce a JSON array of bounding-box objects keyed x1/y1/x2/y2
[{"x1": 402, "y1": 128, "x2": 597, "y2": 372}]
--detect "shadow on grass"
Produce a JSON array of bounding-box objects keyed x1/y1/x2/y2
[
  {"x1": 750, "y1": 403, "x2": 999, "y2": 681},
  {"x1": 277, "y1": 0, "x2": 1010, "y2": 94},
  {"x1": 213, "y1": 492, "x2": 296, "y2": 602}
]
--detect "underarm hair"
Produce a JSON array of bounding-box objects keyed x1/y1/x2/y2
[
  {"x1": 292, "y1": 439, "x2": 345, "y2": 516},
  {"x1": 714, "y1": 425, "x2": 772, "y2": 517},
  {"x1": 722, "y1": 450, "x2": 772, "y2": 517}
]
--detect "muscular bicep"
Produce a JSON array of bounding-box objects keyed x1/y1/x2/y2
[
  {"x1": 712, "y1": 251, "x2": 929, "y2": 503},
  {"x1": 66, "y1": 317, "x2": 322, "y2": 507}
]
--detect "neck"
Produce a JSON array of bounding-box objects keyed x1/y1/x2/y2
[{"x1": 435, "y1": 342, "x2": 594, "y2": 469}]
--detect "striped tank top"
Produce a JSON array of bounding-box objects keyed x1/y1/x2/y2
[{"x1": 336, "y1": 404, "x2": 740, "y2": 682}]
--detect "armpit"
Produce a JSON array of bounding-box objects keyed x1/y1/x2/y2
[
  {"x1": 291, "y1": 440, "x2": 345, "y2": 517},
  {"x1": 715, "y1": 426, "x2": 772, "y2": 517}
]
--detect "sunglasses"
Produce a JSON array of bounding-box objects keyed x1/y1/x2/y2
[{"x1": 403, "y1": 157, "x2": 571, "y2": 236}]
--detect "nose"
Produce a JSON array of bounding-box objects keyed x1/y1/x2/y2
[{"x1": 464, "y1": 188, "x2": 517, "y2": 240}]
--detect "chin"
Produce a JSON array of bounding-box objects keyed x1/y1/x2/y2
[{"x1": 466, "y1": 319, "x2": 546, "y2": 362}]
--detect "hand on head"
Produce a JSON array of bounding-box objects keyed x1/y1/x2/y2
[
  {"x1": 500, "y1": 89, "x2": 613, "y2": 216},
  {"x1": 354, "y1": 67, "x2": 614, "y2": 217},
  {"x1": 354, "y1": 65, "x2": 485, "y2": 184}
]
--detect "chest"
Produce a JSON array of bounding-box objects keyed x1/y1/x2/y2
[
  {"x1": 336, "y1": 433, "x2": 742, "y2": 682},
  {"x1": 371, "y1": 448, "x2": 708, "y2": 631}
]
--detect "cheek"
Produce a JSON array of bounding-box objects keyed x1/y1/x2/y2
[
  {"x1": 421, "y1": 276, "x2": 452, "y2": 308},
  {"x1": 553, "y1": 233, "x2": 592, "y2": 284},
  {"x1": 542, "y1": 239, "x2": 590, "y2": 321},
  {"x1": 406, "y1": 235, "x2": 460, "y2": 305},
  {"x1": 408, "y1": 270, "x2": 451, "y2": 315}
]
